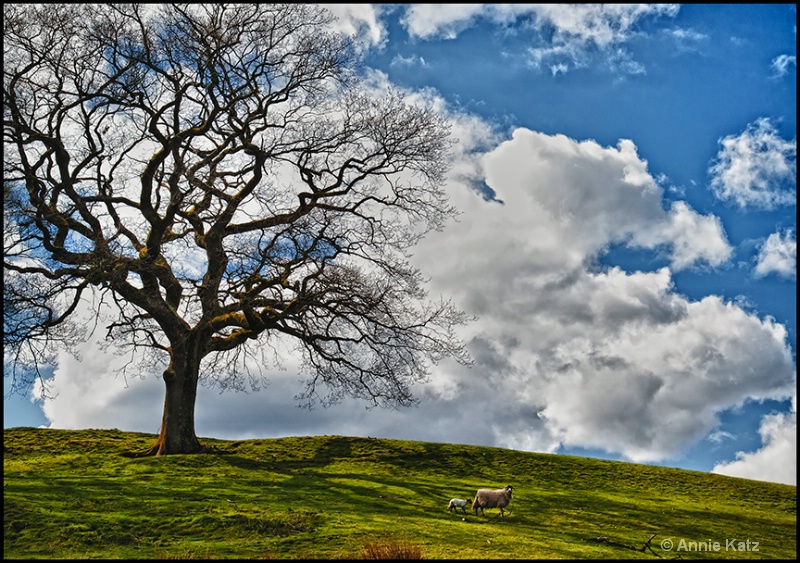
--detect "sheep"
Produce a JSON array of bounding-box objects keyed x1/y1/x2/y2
[
  {"x1": 472, "y1": 485, "x2": 514, "y2": 517},
  {"x1": 448, "y1": 497, "x2": 472, "y2": 514}
]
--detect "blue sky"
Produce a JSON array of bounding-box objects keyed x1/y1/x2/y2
[{"x1": 4, "y1": 4, "x2": 796, "y2": 485}]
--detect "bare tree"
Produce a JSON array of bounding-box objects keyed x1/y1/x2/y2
[{"x1": 3, "y1": 4, "x2": 471, "y2": 455}]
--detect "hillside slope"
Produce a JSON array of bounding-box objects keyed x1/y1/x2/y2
[{"x1": 3, "y1": 428, "x2": 796, "y2": 559}]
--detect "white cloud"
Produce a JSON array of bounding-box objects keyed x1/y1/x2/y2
[
  {"x1": 401, "y1": 5, "x2": 679, "y2": 45},
  {"x1": 400, "y1": 4, "x2": 680, "y2": 75},
  {"x1": 708, "y1": 118, "x2": 797, "y2": 209},
  {"x1": 635, "y1": 201, "x2": 732, "y2": 270},
  {"x1": 770, "y1": 54, "x2": 796, "y2": 78},
  {"x1": 525, "y1": 4, "x2": 680, "y2": 48},
  {"x1": 707, "y1": 430, "x2": 735, "y2": 444},
  {"x1": 754, "y1": 229, "x2": 797, "y2": 280},
  {"x1": 324, "y1": 4, "x2": 387, "y2": 48},
  {"x1": 400, "y1": 4, "x2": 488, "y2": 40},
  {"x1": 441, "y1": 128, "x2": 731, "y2": 272},
  {"x1": 410, "y1": 119, "x2": 793, "y2": 465},
  {"x1": 34, "y1": 333, "x2": 164, "y2": 433},
  {"x1": 712, "y1": 405, "x2": 797, "y2": 485},
  {"x1": 665, "y1": 27, "x2": 709, "y2": 53},
  {"x1": 537, "y1": 292, "x2": 795, "y2": 462},
  {"x1": 390, "y1": 53, "x2": 429, "y2": 68}
]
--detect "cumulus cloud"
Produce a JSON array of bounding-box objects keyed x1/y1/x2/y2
[
  {"x1": 708, "y1": 118, "x2": 797, "y2": 209},
  {"x1": 325, "y1": 4, "x2": 387, "y2": 48},
  {"x1": 34, "y1": 332, "x2": 164, "y2": 433},
  {"x1": 712, "y1": 405, "x2": 797, "y2": 485},
  {"x1": 635, "y1": 201, "x2": 732, "y2": 270},
  {"x1": 410, "y1": 120, "x2": 793, "y2": 464},
  {"x1": 754, "y1": 229, "x2": 797, "y2": 280},
  {"x1": 440, "y1": 128, "x2": 732, "y2": 272},
  {"x1": 400, "y1": 4, "x2": 489, "y2": 40}
]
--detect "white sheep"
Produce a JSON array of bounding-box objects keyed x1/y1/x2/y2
[
  {"x1": 447, "y1": 497, "x2": 472, "y2": 514},
  {"x1": 472, "y1": 485, "x2": 514, "y2": 517}
]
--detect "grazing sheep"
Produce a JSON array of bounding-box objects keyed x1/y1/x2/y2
[
  {"x1": 448, "y1": 497, "x2": 471, "y2": 514},
  {"x1": 472, "y1": 485, "x2": 514, "y2": 517}
]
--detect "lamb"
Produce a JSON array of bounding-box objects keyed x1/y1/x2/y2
[
  {"x1": 447, "y1": 497, "x2": 472, "y2": 514},
  {"x1": 472, "y1": 485, "x2": 514, "y2": 517}
]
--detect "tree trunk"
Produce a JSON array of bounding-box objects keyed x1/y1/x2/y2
[{"x1": 144, "y1": 341, "x2": 205, "y2": 456}]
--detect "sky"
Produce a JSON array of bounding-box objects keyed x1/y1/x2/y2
[{"x1": 4, "y1": 4, "x2": 797, "y2": 486}]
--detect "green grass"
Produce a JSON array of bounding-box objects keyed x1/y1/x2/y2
[{"x1": 3, "y1": 427, "x2": 796, "y2": 559}]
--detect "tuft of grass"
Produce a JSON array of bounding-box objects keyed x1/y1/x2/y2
[
  {"x1": 3, "y1": 427, "x2": 797, "y2": 559},
  {"x1": 362, "y1": 540, "x2": 424, "y2": 559}
]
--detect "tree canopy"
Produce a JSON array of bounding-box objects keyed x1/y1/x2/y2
[{"x1": 3, "y1": 3, "x2": 471, "y2": 454}]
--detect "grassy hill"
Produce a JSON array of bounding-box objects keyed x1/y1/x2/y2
[{"x1": 3, "y1": 427, "x2": 796, "y2": 559}]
